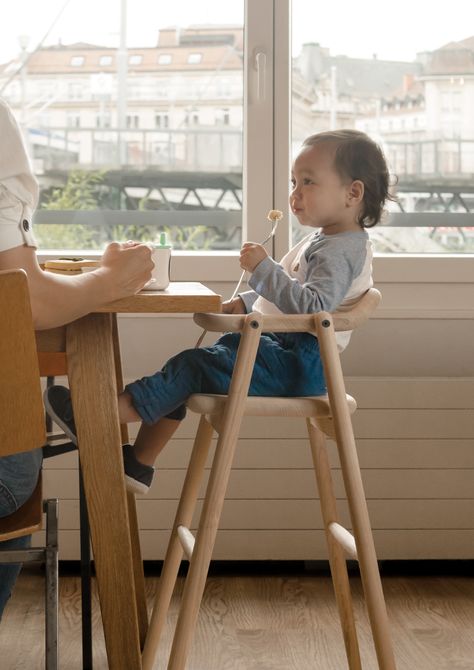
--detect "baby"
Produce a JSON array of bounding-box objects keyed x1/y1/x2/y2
[{"x1": 45, "y1": 129, "x2": 393, "y2": 494}]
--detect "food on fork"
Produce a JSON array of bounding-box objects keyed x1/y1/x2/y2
[{"x1": 267, "y1": 209, "x2": 283, "y2": 222}]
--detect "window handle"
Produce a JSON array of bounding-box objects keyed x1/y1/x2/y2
[{"x1": 255, "y1": 51, "x2": 267, "y2": 101}]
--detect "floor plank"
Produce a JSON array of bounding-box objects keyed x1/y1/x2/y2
[{"x1": 0, "y1": 567, "x2": 473, "y2": 669}]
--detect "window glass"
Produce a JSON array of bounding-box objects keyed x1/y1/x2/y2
[
  {"x1": 292, "y1": 0, "x2": 474, "y2": 253},
  {"x1": 70, "y1": 55, "x2": 85, "y2": 66},
  {"x1": 99, "y1": 55, "x2": 113, "y2": 66},
  {"x1": 187, "y1": 53, "x2": 202, "y2": 64},
  {"x1": 0, "y1": 1, "x2": 244, "y2": 252},
  {"x1": 67, "y1": 112, "x2": 81, "y2": 128}
]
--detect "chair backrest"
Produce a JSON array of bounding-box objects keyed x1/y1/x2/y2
[
  {"x1": 0, "y1": 270, "x2": 46, "y2": 456},
  {"x1": 194, "y1": 288, "x2": 381, "y2": 336},
  {"x1": 331, "y1": 287, "x2": 381, "y2": 331}
]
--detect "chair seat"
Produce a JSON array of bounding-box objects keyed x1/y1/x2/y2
[
  {"x1": 0, "y1": 477, "x2": 43, "y2": 541},
  {"x1": 187, "y1": 393, "x2": 357, "y2": 418}
]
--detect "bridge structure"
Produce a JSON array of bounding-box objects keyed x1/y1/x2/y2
[{"x1": 31, "y1": 129, "x2": 474, "y2": 251}]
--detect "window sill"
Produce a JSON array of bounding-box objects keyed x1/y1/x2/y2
[{"x1": 36, "y1": 249, "x2": 474, "y2": 283}]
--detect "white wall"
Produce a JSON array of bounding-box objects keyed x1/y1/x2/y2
[{"x1": 43, "y1": 256, "x2": 474, "y2": 560}]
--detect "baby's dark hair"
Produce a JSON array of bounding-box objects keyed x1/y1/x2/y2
[{"x1": 303, "y1": 129, "x2": 395, "y2": 227}]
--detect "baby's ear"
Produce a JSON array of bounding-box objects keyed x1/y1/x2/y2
[{"x1": 347, "y1": 180, "x2": 364, "y2": 205}]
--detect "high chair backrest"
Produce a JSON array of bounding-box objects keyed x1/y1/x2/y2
[
  {"x1": 0, "y1": 269, "x2": 46, "y2": 456},
  {"x1": 331, "y1": 287, "x2": 381, "y2": 332},
  {"x1": 193, "y1": 287, "x2": 381, "y2": 335}
]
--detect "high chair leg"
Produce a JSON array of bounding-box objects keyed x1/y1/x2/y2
[
  {"x1": 307, "y1": 418, "x2": 362, "y2": 670},
  {"x1": 338, "y1": 435, "x2": 396, "y2": 670},
  {"x1": 315, "y1": 314, "x2": 396, "y2": 670},
  {"x1": 166, "y1": 315, "x2": 263, "y2": 669},
  {"x1": 142, "y1": 416, "x2": 215, "y2": 670},
  {"x1": 167, "y1": 423, "x2": 240, "y2": 669}
]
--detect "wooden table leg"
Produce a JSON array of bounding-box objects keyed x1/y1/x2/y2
[
  {"x1": 66, "y1": 313, "x2": 142, "y2": 669},
  {"x1": 111, "y1": 314, "x2": 149, "y2": 647},
  {"x1": 127, "y1": 490, "x2": 149, "y2": 647}
]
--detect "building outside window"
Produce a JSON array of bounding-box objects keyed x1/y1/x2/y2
[
  {"x1": 96, "y1": 111, "x2": 112, "y2": 128},
  {"x1": 126, "y1": 114, "x2": 140, "y2": 129},
  {"x1": 67, "y1": 82, "x2": 84, "y2": 100},
  {"x1": 66, "y1": 112, "x2": 81, "y2": 128},
  {"x1": 215, "y1": 108, "x2": 230, "y2": 125},
  {"x1": 155, "y1": 112, "x2": 169, "y2": 129}
]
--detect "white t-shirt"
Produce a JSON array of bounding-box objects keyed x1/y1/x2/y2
[{"x1": 0, "y1": 98, "x2": 38, "y2": 251}]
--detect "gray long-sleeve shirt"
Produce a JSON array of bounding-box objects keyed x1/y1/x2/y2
[{"x1": 239, "y1": 229, "x2": 373, "y2": 351}]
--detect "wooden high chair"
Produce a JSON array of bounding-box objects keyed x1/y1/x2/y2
[
  {"x1": 0, "y1": 269, "x2": 59, "y2": 670},
  {"x1": 142, "y1": 287, "x2": 397, "y2": 670}
]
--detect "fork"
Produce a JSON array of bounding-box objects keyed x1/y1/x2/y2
[{"x1": 195, "y1": 217, "x2": 281, "y2": 348}]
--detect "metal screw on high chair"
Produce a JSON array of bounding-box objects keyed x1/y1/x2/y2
[{"x1": 142, "y1": 287, "x2": 397, "y2": 670}]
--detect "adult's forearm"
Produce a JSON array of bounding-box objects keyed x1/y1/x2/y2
[
  {"x1": 0, "y1": 242, "x2": 151, "y2": 329},
  {"x1": 0, "y1": 245, "x2": 107, "y2": 329},
  {"x1": 28, "y1": 267, "x2": 118, "y2": 329}
]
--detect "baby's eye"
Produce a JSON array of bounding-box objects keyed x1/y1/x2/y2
[
  {"x1": 290, "y1": 178, "x2": 296, "y2": 188},
  {"x1": 303, "y1": 178, "x2": 314, "y2": 185}
]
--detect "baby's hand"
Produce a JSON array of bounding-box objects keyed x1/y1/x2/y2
[
  {"x1": 222, "y1": 297, "x2": 246, "y2": 314},
  {"x1": 240, "y1": 242, "x2": 268, "y2": 273}
]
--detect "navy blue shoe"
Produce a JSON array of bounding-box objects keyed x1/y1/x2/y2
[
  {"x1": 44, "y1": 385, "x2": 155, "y2": 494},
  {"x1": 43, "y1": 385, "x2": 77, "y2": 444},
  {"x1": 122, "y1": 444, "x2": 154, "y2": 495}
]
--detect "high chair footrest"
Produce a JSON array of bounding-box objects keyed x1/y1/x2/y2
[
  {"x1": 328, "y1": 522, "x2": 358, "y2": 559},
  {"x1": 177, "y1": 525, "x2": 195, "y2": 559}
]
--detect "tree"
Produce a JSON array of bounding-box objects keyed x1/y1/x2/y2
[{"x1": 36, "y1": 170, "x2": 105, "y2": 249}]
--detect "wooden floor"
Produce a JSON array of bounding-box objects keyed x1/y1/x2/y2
[{"x1": 1, "y1": 566, "x2": 473, "y2": 669}]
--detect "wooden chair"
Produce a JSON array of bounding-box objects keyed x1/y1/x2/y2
[
  {"x1": 0, "y1": 269, "x2": 59, "y2": 670},
  {"x1": 142, "y1": 287, "x2": 397, "y2": 670}
]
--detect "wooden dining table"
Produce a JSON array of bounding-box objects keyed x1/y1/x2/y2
[{"x1": 35, "y1": 282, "x2": 221, "y2": 669}]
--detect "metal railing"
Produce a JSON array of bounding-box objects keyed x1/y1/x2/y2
[{"x1": 29, "y1": 126, "x2": 243, "y2": 173}]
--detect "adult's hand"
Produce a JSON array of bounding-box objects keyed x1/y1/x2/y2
[{"x1": 100, "y1": 241, "x2": 153, "y2": 297}]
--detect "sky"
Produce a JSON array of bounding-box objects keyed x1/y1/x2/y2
[{"x1": 0, "y1": 0, "x2": 473, "y2": 66}]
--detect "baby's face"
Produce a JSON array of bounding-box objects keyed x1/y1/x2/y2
[{"x1": 290, "y1": 143, "x2": 354, "y2": 234}]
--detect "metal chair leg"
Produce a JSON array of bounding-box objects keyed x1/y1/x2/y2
[
  {"x1": 44, "y1": 498, "x2": 59, "y2": 670},
  {"x1": 44, "y1": 374, "x2": 93, "y2": 669},
  {"x1": 79, "y1": 467, "x2": 93, "y2": 670}
]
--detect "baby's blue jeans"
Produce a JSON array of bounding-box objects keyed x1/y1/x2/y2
[
  {"x1": 126, "y1": 331, "x2": 326, "y2": 425},
  {"x1": 0, "y1": 449, "x2": 43, "y2": 618}
]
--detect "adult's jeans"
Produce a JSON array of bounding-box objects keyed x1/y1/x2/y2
[{"x1": 0, "y1": 449, "x2": 43, "y2": 617}]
